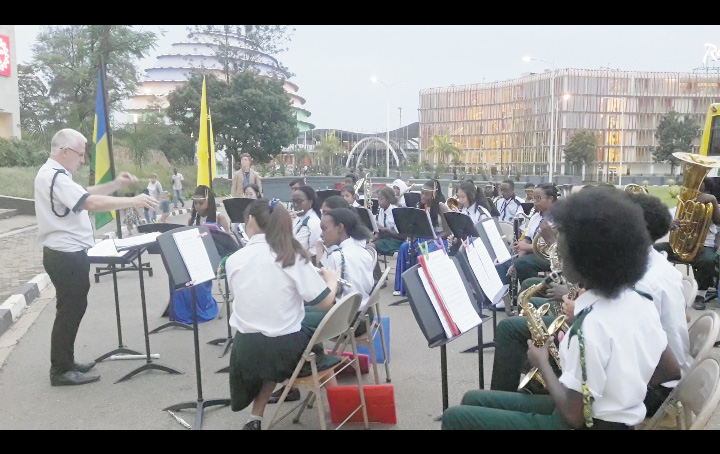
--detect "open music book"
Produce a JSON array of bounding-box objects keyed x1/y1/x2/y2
[
  {"x1": 417, "y1": 248, "x2": 482, "y2": 337},
  {"x1": 464, "y1": 237, "x2": 508, "y2": 305},
  {"x1": 172, "y1": 228, "x2": 216, "y2": 285},
  {"x1": 479, "y1": 219, "x2": 512, "y2": 264},
  {"x1": 88, "y1": 239, "x2": 128, "y2": 258},
  {"x1": 114, "y1": 231, "x2": 162, "y2": 250}
]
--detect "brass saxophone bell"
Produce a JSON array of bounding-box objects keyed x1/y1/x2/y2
[
  {"x1": 518, "y1": 367, "x2": 546, "y2": 391},
  {"x1": 446, "y1": 196, "x2": 461, "y2": 211}
]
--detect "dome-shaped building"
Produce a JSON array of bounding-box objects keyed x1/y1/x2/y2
[{"x1": 126, "y1": 30, "x2": 314, "y2": 132}]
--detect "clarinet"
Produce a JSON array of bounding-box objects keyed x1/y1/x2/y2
[{"x1": 509, "y1": 217, "x2": 520, "y2": 316}]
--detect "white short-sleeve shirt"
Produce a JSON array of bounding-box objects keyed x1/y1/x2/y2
[
  {"x1": 227, "y1": 234, "x2": 330, "y2": 337},
  {"x1": 325, "y1": 237, "x2": 374, "y2": 311},
  {"x1": 495, "y1": 196, "x2": 524, "y2": 223},
  {"x1": 559, "y1": 288, "x2": 668, "y2": 426},
  {"x1": 378, "y1": 204, "x2": 398, "y2": 233},
  {"x1": 171, "y1": 173, "x2": 184, "y2": 190},
  {"x1": 463, "y1": 203, "x2": 491, "y2": 225},
  {"x1": 293, "y1": 209, "x2": 322, "y2": 256},
  {"x1": 523, "y1": 211, "x2": 544, "y2": 241},
  {"x1": 34, "y1": 158, "x2": 94, "y2": 252},
  {"x1": 634, "y1": 247, "x2": 690, "y2": 387}
]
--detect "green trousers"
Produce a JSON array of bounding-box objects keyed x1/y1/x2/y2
[{"x1": 441, "y1": 390, "x2": 572, "y2": 430}]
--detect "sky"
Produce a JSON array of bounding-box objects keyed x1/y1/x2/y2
[{"x1": 12, "y1": 25, "x2": 720, "y2": 133}]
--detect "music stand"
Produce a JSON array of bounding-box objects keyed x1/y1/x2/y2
[
  {"x1": 157, "y1": 225, "x2": 231, "y2": 430},
  {"x1": 403, "y1": 192, "x2": 421, "y2": 209},
  {"x1": 316, "y1": 189, "x2": 341, "y2": 207},
  {"x1": 402, "y1": 262, "x2": 487, "y2": 419},
  {"x1": 222, "y1": 197, "x2": 253, "y2": 224},
  {"x1": 390, "y1": 207, "x2": 437, "y2": 306},
  {"x1": 354, "y1": 206, "x2": 377, "y2": 233},
  {"x1": 444, "y1": 212, "x2": 480, "y2": 242},
  {"x1": 520, "y1": 202, "x2": 534, "y2": 216},
  {"x1": 137, "y1": 223, "x2": 194, "y2": 334}
]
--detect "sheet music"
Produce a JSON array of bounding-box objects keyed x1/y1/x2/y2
[
  {"x1": 172, "y1": 228, "x2": 216, "y2": 284},
  {"x1": 481, "y1": 219, "x2": 512, "y2": 263},
  {"x1": 418, "y1": 268, "x2": 454, "y2": 338},
  {"x1": 466, "y1": 239, "x2": 506, "y2": 304},
  {"x1": 88, "y1": 239, "x2": 127, "y2": 258},
  {"x1": 114, "y1": 232, "x2": 162, "y2": 250},
  {"x1": 423, "y1": 249, "x2": 482, "y2": 333},
  {"x1": 366, "y1": 207, "x2": 378, "y2": 233}
]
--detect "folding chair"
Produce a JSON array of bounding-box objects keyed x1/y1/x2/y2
[
  {"x1": 681, "y1": 276, "x2": 699, "y2": 309},
  {"x1": 331, "y1": 267, "x2": 392, "y2": 384},
  {"x1": 266, "y1": 292, "x2": 369, "y2": 430}
]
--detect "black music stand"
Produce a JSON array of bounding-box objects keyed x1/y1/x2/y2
[
  {"x1": 89, "y1": 247, "x2": 144, "y2": 362},
  {"x1": 402, "y1": 262, "x2": 487, "y2": 419},
  {"x1": 113, "y1": 237, "x2": 184, "y2": 384},
  {"x1": 93, "y1": 237, "x2": 152, "y2": 283},
  {"x1": 354, "y1": 206, "x2": 377, "y2": 233},
  {"x1": 444, "y1": 211, "x2": 480, "y2": 248},
  {"x1": 157, "y1": 225, "x2": 230, "y2": 430},
  {"x1": 453, "y1": 246, "x2": 509, "y2": 359},
  {"x1": 520, "y1": 202, "x2": 534, "y2": 216},
  {"x1": 137, "y1": 223, "x2": 194, "y2": 334},
  {"x1": 390, "y1": 207, "x2": 437, "y2": 306},
  {"x1": 222, "y1": 197, "x2": 253, "y2": 224},
  {"x1": 403, "y1": 192, "x2": 421, "y2": 209},
  {"x1": 316, "y1": 189, "x2": 341, "y2": 206}
]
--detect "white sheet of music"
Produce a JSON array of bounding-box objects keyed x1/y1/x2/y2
[
  {"x1": 418, "y1": 268, "x2": 454, "y2": 338},
  {"x1": 88, "y1": 239, "x2": 127, "y2": 258},
  {"x1": 467, "y1": 238, "x2": 505, "y2": 304},
  {"x1": 481, "y1": 219, "x2": 512, "y2": 264},
  {"x1": 172, "y1": 228, "x2": 216, "y2": 284},
  {"x1": 114, "y1": 232, "x2": 162, "y2": 250},
  {"x1": 423, "y1": 249, "x2": 481, "y2": 333}
]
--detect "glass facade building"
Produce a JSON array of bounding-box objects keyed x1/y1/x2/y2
[{"x1": 419, "y1": 69, "x2": 720, "y2": 181}]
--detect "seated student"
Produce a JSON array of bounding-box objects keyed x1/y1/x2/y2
[
  {"x1": 244, "y1": 183, "x2": 261, "y2": 199},
  {"x1": 392, "y1": 179, "x2": 410, "y2": 208},
  {"x1": 393, "y1": 179, "x2": 451, "y2": 297},
  {"x1": 341, "y1": 184, "x2": 362, "y2": 208},
  {"x1": 291, "y1": 185, "x2": 323, "y2": 264},
  {"x1": 372, "y1": 186, "x2": 405, "y2": 258},
  {"x1": 490, "y1": 190, "x2": 689, "y2": 418},
  {"x1": 454, "y1": 180, "x2": 499, "y2": 225},
  {"x1": 442, "y1": 187, "x2": 681, "y2": 430},
  {"x1": 226, "y1": 199, "x2": 340, "y2": 429},
  {"x1": 287, "y1": 178, "x2": 306, "y2": 219},
  {"x1": 495, "y1": 180, "x2": 525, "y2": 223},
  {"x1": 318, "y1": 195, "x2": 352, "y2": 265},
  {"x1": 655, "y1": 177, "x2": 720, "y2": 310},
  {"x1": 496, "y1": 183, "x2": 559, "y2": 287},
  {"x1": 345, "y1": 173, "x2": 358, "y2": 187}
]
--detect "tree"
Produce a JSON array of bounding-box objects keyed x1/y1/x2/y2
[
  {"x1": 652, "y1": 110, "x2": 701, "y2": 174},
  {"x1": 27, "y1": 25, "x2": 159, "y2": 135},
  {"x1": 425, "y1": 132, "x2": 461, "y2": 165},
  {"x1": 563, "y1": 128, "x2": 597, "y2": 175},
  {"x1": 187, "y1": 25, "x2": 295, "y2": 81},
  {"x1": 17, "y1": 63, "x2": 60, "y2": 133},
  {"x1": 313, "y1": 132, "x2": 345, "y2": 173},
  {"x1": 166, "y1": 72, "x2": 299, "y2": 164}
]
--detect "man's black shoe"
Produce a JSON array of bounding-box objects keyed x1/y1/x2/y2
[
  {"x1": 268, "y1": 387, "x2": 300, "y2": 404},
  {"x1": 72, "y1": 361, "x2": 96, "y2": 373},
  {"x1": 50, "y1": 370, "x2": 101, "y2": 387},
  {"x1": 242, "y1": 420, "x2": 261, "y2": 430},
  {"x1": 693, "y1": 296, "x2": 707, "y2": 311}
]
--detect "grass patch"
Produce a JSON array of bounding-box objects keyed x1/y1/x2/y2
[{"x1": 646, "y1": 186, "x2": 678, "y2": 209}]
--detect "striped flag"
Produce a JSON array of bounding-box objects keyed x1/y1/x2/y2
[
  {"x1": 197, "y1": 76, "x2": 216, "y2": 187},
  {"x1": 92, "y1": 68, "x2": 115, "y2": 229}
]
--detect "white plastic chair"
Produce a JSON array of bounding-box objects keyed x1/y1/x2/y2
[
  {"x1": 266, "y1": 292, "x2": 369, "y2": 430},
  {"x1": 496, "y1": 221, "x2": 515, "y2": 248},
  {"x1": 642, "y1": 353, "x2": 720, "y2": 430},
  {"x1": 688, "y1": 310, "x2": 720, "y2": 365},
  {"x1": 682, "y1": 276, "x2": 698, "y2": 309}
]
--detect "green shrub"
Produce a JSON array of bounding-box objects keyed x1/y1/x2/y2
[
  {"x1": 0, "y1": 137, "x2": 48, "y2": 167},
  {"x1": 668, "y1": 185, "x2": 681, "y2": 198},
  {"x1": 667, "y1": 179, "x2": 676, "y2": 186}
]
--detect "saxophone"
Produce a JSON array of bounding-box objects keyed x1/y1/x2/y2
[{"x1": 517, "y1": 272, "x2": 567, "y2": 391}]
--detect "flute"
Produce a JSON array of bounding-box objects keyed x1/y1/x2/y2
[{"x1": 315, "y1": 267, "x2": 352, "y2": 287}]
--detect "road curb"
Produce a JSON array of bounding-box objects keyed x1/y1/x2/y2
[{"x1": 0, "y1": 273, "x2": 52, "y2": 339}]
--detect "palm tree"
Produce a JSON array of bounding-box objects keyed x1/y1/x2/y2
[
  {"x1": 425, "y1": 132, "x2": 461, "y2": 165},
  {"x1": 314, "y1": 131, "x2": 345, "y2": 173}
]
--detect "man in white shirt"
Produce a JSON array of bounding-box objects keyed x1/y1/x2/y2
[
  {"x1": 35, "y1": 129, "x2": 158, "y2": 387},
  {"x1": 170, "y1": 169, "x2": 185, "y2": 209},
  {"x1": 495, "y1": 180, "x2": 524, "y2": 223}
]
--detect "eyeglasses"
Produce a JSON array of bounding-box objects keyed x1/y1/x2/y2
[
  {"x1": 64, "y1": 147, "x2": 85, "y2": 158},
  {"x1": 533, "y1": 196, "x2": 550, "y2": 202}
]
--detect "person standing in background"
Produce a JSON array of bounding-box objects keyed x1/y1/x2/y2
[
  {"x1": 146, "y1": 173, "x2": 163, "y2": 222},
  {"x1": 170, "y1": 168, "x2": 185, "y2": 209},
  {"x1": 231, "y1": 153, "x2": 263, "y2": 198}
]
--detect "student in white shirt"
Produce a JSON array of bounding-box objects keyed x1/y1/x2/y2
[
  {"x1": 371, "y1": 186, "x2": 404, "y2": 256},
  {"x1": 341, "y1": 184, "x2": 362, "y2": 208},
  {"x1": 35, "y1": 129, "x2": 158, "y2": 387},
  {"x1": 455, "y1": 181, "x2": 498, "y2": 225},
  {"x1": 291, "y1": 185, "x2": 322, "y2": 263},
  {"x1": 495, "y1": 179, "x2": 524, "y2": 223},
  {"x1": 442, "y1": 187, "x2": 680, "y2": 430},
  {"x1": 226, "y1": 198, "x2": 340, "y2": 430},
  {"x1": 392, "y1": 179, "x2": 410, "y2": 208}
]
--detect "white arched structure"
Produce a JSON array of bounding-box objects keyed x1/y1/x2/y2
[{"x1": 346, "y1": 137, "x2": 406, "y2": 168}]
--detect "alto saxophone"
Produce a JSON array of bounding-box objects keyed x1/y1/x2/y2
[{"x1": 517, "y1": 272, "x2": 567, "y2": 391}]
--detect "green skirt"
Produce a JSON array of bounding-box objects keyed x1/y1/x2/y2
[{"x1": 375, "y1": 237, "x2": 403, "y2": 255}]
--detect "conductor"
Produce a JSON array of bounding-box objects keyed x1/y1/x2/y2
[{"x1": 35, "y1": 129, "x2": 159, "y2": 386}]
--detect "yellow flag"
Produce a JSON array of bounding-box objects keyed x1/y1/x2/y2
[{"x1": 197, "y1": 76, "x2": 217, "y2": 187}]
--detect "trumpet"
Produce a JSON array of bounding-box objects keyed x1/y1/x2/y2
[{"x1": 315, "y1": 266, "x2": 352, "y2": 288}]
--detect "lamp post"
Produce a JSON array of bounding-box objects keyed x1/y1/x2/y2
[
  {"x1": 523, "y1": 56, "x2": 555, "y2": 183},
  {"x1": 372, "y1": 76, "x2": 403, "y2": 178}
]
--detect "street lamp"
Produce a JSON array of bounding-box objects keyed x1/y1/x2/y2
[
  {"x1": 371, "y1": 76, "x2": 403, "y2": 178},
  {"x1": 523, "y1": 55, "x2": 556, "y2": 183}
]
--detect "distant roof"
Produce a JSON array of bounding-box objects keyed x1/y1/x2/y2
[{"x1": 306, "y1": 122, "x2": 419, "y2": 141}]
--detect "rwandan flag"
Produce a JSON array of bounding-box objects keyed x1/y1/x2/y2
[{"x1": 92, "y1": 68, "x2": 115, "y2": 229}]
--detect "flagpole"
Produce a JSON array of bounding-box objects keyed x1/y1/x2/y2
[{"x1": 99, "y1": 55, "x2": 123, "y2": 239}]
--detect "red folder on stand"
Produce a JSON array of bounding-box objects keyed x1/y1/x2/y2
[{"x1": 417, "y1": 254, "x2": 460, "y2": 337}]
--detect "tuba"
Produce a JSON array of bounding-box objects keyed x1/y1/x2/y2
[
  {"x1": 624, "y1": 183, "x2": 648, "y2": 194},
  {"x1": 532, "y1": 230, "x2": 553, "y2": 263},
  {"x1": 669, "y1": 152, "x2": 720, "y2": 262}
]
